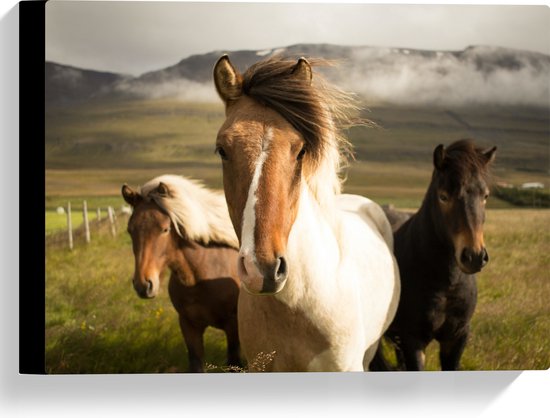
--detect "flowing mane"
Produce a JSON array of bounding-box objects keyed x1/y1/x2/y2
[
  {"x1": 240, "y1": 56, "x2": 367, "y2": 206},
  {"x1": 139, "y1": 175, "x2": 239, "y2": 249}
]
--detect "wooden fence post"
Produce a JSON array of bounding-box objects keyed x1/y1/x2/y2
[
  {"x1": 107, "y1": 206, "x2": 117, "y2": 237},
  {"x1": 96, "y1": 207, "x2": 101, "y2": 222},
  {"x1": 83, "y1": 200, "x2": 90, "y2": 244},
  {"x1": 67, "y1": 201, "x2": 73, "y2": 250}
]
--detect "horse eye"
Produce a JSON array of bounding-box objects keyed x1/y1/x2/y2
[
  {"x1": 215, "y1": 146, "x2": 228, "y2": 161},
  {"x1": 297, "y1": 147, "x2": 306, "y2": 161},
  {"x1": 162, "y1": 227, "x2": 170, "y2": 233},
  {"x1": 439, "y1": 194, "x2": 449, "y2": 203}
]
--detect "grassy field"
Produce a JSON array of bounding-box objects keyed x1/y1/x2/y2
[
  {"x1": 46, "y1": 99, "x2": 548, "y2": 184},
  {"x1": 46, "y1": 100, "x2": 225, "y2": 170},
  {"x1": 45, "y1": 216, "x2": 231, "y2": 373},
  {"x1": 45, "y1": 98, "x2": 549, "y2": 372},
  {"x1": 45, "y1": 98, "x2": 548, "y2": 211},
  {"x1": 45, "y1": 208, "x2": 550, "y2": 372}
]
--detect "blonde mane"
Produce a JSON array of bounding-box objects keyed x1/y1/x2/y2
[{"x1": 139, "y1": 175, "x2": 239, "y2": 249}]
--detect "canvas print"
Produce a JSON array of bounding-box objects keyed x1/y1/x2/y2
[{"x1": 44, "y1": 1, "x2": 549, "y2": 373}]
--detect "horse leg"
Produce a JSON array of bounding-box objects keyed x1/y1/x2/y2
[
  {"x1": 394, "y1": 343, "x2": 406, "y2": 371},
  {"x1": 368, "y1": 339, "x2": 392, "y2": 371},
  {"x1": 178, "y1": 316, "x2": 206, "y2": 373},
  {"x1": 224, "y1": 316, "x2": 242, "y2": 370},
  {"x1": 439, "y1": 330, "x2": 469, "y2": 371},
  {"x1": 400, "y1": 337, "x2": 426, "y2": 371}
]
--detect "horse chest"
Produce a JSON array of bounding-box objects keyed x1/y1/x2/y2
[
  {"x1": 168, "y1": 276, "x2": 238, "y2": 329},
  {"x1": 238, "y1": 292, "x2": 341, "y2": 371},
  {"x1": 395, "y1": 260, "x2": 476, "y2": 339},
  {"x1": 423, "y1": 277, "x2": 477, "y2": 339}
]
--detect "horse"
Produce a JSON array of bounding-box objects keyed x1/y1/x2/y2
[
  {"x1": 371, "y1": 139, "x2": 496, "y2": 371},
  {"x1": 121, "y1": 174, "x2": 242, "y2": 373},
  {"x1": 212, "y1": 54, "x2": 400, "y2": 372},
  {"x1": 381, "y1": 204, "x2": 413, "y2": 233}
]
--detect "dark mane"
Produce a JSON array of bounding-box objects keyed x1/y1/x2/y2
[
  {"x1": 240, "y1": 55, "x2": 365, "y2": 165},
  {"x1": 438, "y1": 139, "x2": 494, "y2": 190}
]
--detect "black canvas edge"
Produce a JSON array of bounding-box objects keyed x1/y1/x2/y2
[{"x1": 19, "y1": 0, "x2": 46, "y2": 374}]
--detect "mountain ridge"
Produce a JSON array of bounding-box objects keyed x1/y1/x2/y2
[{"x1": 46, "y1": 44, "x2": 550, "y2": 107}]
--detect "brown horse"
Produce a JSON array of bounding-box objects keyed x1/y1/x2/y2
[
  {"x1": 371, "y1": 139, "x2": 496, "y2": 371},
  {"x1": 122, "y1": 175, "x2": 241, "y2": 373},
  {"x1": 213, "y1": 55, "x2": 400, "y2": 371}
]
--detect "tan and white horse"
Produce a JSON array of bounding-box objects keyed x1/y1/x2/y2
[{"x1": 213, "y1": 55, "x2": 400, "y2": 371}]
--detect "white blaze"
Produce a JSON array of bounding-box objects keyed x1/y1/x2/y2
[{"x1": 240, "y1": 128, "x2": 273, "y2": 270}]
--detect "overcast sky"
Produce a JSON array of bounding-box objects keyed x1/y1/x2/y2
[{"x1": 45, "y1": 0, "x2": 550, "y2": 76}]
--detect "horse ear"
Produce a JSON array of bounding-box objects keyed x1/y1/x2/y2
[
  {"x1": 291, "y1": 57, "x2": 312, "y2": 84},
  {"x1": 121, "y1": 184, "x2": 141, "y2": 207},
  {"x1": 433, "y1": 144, "x2": 446, "y2": 170},
  {"x1": 156, "y1": 182, "x2": 171, "y2": 197},
  {"x1": 213, "y1": 55, "x2": 243, "y2": 105},
  {"x1": 482, "y1": 146, "x2": 497, "y2": 165}
]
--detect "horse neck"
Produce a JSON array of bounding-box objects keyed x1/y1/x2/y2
[
  {"x1": 166, "y1": 235, "x2": 201, "y2": 286},
  {"x1": 277, "y1": 183, "x2": 341, "y2": 306},
  {"x1": 412, "y1": 184, "x2": 444, "y2": 244},
  {"x1": 305, "y1": 132, "x2": 344, "y2": 219},
  {"x1": 406, "y1": 184, "x2": 457, "y2": 271}
]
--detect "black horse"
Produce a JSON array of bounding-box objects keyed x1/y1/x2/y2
[{"x1": 372, "y1": 139, "x2": 496, "y2": 371}]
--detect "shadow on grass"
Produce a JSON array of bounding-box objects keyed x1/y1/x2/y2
[{"x1": 46, "y1": 324, "x2": 230, "y2": 374}]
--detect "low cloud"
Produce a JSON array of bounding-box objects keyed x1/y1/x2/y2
[
  {"x1": 51, "y1": 65, "x2": 84, "y2": 87},
  {"x1": 112, "y1": 46, "x2": 549, "y2": 108},
  {"x1": 339, "y1": 46, "x2": 549, "y2": 107},
  {"x1": 114, "y1": 78, "x2": 219, "y2": 103}
]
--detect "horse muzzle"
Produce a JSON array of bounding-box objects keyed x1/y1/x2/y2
[
  {"x1": 133, "y1": 277, "x2": 158, "y2": 299},
  {"x1": 238, "y1": 252, "x2": 288, "y2": 295},
  {"x1": 458, "y1": 247, "x2": 489, "y2": 274}
]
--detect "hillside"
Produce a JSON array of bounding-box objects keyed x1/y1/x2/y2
[
  {"x1": 45, "y1": 62, "x2": 130, "y2": 104},
  {"x1": 45, "y1": 43, "x2": 550, "y2": 107},
  {"x1": 44, "y1": 43, "x2": 549, "y2": 206},
  {"x1": 45, "y1": 98, "x2": 549, "y2": 211}
]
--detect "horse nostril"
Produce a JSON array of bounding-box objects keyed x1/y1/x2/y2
[
  {"x1": 239, "y1": 256, "x2": 247, "y2": 277},
  {"x1": 461, "y1": 248, "x2": 473, "y2": 264},
  {"x1": 275, "y1": 256, "x2": 287, "y2": 281},
  {"x1": 481, "y1": 248, "x2": 489, "y2": 267},
  {"x1": 145, "y1": 279, "x2": 153, "y2": 295}
]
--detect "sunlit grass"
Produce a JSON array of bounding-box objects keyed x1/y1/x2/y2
[
  {"x1": 45, "y1": 230, "x2": 230, "y2": 373},
  {"x1": 45, "y1": 209, "x2": 550, "y2": 372},
  {"x1": 46, "y1": 210, "x2": 103, "y2": 235}
]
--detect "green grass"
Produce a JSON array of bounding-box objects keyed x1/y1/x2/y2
[
  {"x1": 46, "y1": 211, "x2": 81, "y2": 235},
  {"x1": 46, "y1": 194, "x2": 128, "y2": 211},
  {"x1": 468, "y1": 209, "x2": 550, "y2": 370},
  {"x1": 46, "y1": 99, "x2": 226, "y2": 169},
  {"x1": 45, "y1": 208, "x2": 550, "y2": 372},
  {"x1": 45, "y1": 98, "x2": 548, "y2": 214},
  {"x1": 46, "y1": 167, "x2": 225, "y2": 201},
  {"x1": 46, "y1": 99, "x2": 548, "y2": 210},
  {"x1": 45, "y1": 228, "x2": 231, "y2": 373},
  {"x1": 45, "y1": 196, "x2": 133, "y2": 235},
  {"x1": 353, "y1": 104, "x2": 549, "y2": 174},
  {"x1": 46, "y1": 99, "x2": 549, "y2": 183}
]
